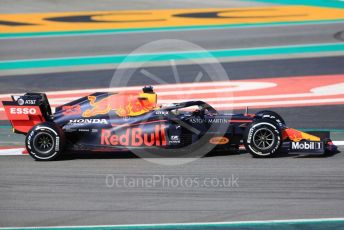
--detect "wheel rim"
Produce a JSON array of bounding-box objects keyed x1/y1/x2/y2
[
  {"x1": 252, "y1": 128, "x2": 275, "y2": 150},
  {"x1": 33, "y1": 132, "x2": 55, "y2": 154}
]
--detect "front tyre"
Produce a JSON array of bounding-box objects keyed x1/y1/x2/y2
[
  {"x1": 26, "y1": 122, "x2": 65, "y2": 161},
  {"x1": 244, "y1": 119, "x2": 282, "y2": 158},
  {"x1": 255, "y1": 110, "x2": 285, "y2": 128}
]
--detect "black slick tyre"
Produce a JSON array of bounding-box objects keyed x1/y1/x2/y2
[
  {"x1": 25, "y1": 122, "x2": 65, "y2": 161},
  {"x1": 255, "y1": 110, "x2": 285, "y2": 128},
  {"x1": 244, "y1": 119, "x2": 283, "y2": 158}
]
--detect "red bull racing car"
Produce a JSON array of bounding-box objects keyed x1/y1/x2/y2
[{"x1": 2, "y1": 86, "x2": 337, "y2": 161}]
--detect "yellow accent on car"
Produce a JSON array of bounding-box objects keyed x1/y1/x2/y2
[{"x1": 300, "y1": 131, "x2": 321, "y2": 142}]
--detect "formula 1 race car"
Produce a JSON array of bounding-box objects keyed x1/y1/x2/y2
[{"x1": 2, "y1": 86, "x2": 337, "y2": 161}]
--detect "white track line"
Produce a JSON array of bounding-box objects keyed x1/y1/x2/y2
[
  {"x1": 0, "y1": 148, "x2": 25, "y2": 156},
  {"x1": 334, "y1": 141, "x2": 344, "y2": 145},
  {"x1": 0, "y1": 81, "x2": 263, "y2": 98}
]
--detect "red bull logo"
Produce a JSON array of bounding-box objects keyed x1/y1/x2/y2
[
  {"x1": 101, "y1": 124, "x2": 167, "y2": 147},
  {"x1": 283, "y1": 128, "x2": 303, "y2": 142},
  {"x1": 283, "y1": 128, "x2": 320, "y2": 142},
  {"x1": 82, "y1": 93, "x2": 156, "y2": 117}
]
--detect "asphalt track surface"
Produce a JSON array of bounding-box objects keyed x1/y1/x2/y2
[
  {"x1": 1, "y1": 23, "x2": 343, "y2": 60},
  {"x1": 0, "y1": 147, "x2": 343, "y2": 227},
  {"x1": 2, "y1": 55, "x2": 344, "y2": 92}
]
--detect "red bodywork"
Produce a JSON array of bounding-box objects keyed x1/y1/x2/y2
[{"x1": 2, "y1": 104, "x2": 46, "y2": 134}]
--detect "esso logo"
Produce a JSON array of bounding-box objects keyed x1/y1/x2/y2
[{"x1": 10, "y1": 107, "x2": 37, "y2": 115}]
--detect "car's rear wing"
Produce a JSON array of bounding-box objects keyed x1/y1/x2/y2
[{"x1": 1, "y1": 93, "x2": 52, "y2": 134}]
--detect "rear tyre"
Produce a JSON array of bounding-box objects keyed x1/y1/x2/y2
[
  {"x1": 244, "y1": 119, "x2": 282, "y2": 158},
  {"x1": 26, "y1": 122, "x2": 65, "y2": 161}
]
